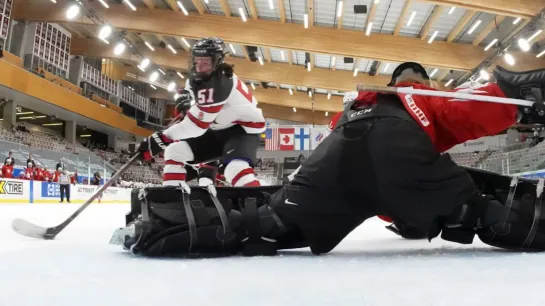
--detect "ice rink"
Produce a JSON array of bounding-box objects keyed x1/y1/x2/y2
[{"x1": 1, "y1": 203, "x2": 544, "y2": 306}]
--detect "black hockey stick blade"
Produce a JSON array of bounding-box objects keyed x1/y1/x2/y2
[{"x1": 11, "y1": 153, "x2": 141, "y2": 240}]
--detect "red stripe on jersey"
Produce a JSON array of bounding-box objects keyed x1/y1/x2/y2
[
  {"x1": 231, "y1": 168, "x2": 255, "y2": 186},
  {"x1": 165, "y1": 159, "x2": 185, "y2": 166},
  {"x1": 163, "y1": 173, "x2": 187, "y2": 181},
  {"x1": 244, "y1": 180, "x2": 261, "y2": 187},
  {"x1": 188, "y1": 112, "x2": 211, "y2": 129},
  {"x1": 234, "y1": 121, "x2": 266, "y2": 129},
  {"x1": 198, "y1": 104, "x2": 223, "y2": 113},
  {"x1": 236, "y1": 79, "x2": 253, "y2": 102}
]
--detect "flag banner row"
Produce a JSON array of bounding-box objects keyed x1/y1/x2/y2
[{"x1": 263, "y1": 127, "x2": 330, "y2": 151}]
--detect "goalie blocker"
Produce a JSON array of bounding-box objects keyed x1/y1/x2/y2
[{"x1": 111, "y1": 167, "x2": 545, "y2": 257}]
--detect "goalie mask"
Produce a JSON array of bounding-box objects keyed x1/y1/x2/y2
[
  {"x1": 190, "y1": 37, "x2": 226, "y2": 82},
  {"x1": 388, "y1": 62, "x2": 430, "y2": 86}
]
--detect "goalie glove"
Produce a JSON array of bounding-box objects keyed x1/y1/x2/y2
[{"x1": 138, "y1": 132, "x2": 173, "y2": 161}]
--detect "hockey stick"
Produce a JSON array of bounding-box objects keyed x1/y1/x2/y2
[
  {"x1": 355, "y1": 84, "x2": 534, "y2": 107},
  {"x1": 12, "y1": 153, "x2": 141, "y2": 240},
  {"x1": 11, "y1": 115, "x2": 187, "y2": 240}
]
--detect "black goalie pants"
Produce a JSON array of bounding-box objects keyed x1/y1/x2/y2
[{"x1": 267, "y1": 116, "x2": 479, "y2": 254}]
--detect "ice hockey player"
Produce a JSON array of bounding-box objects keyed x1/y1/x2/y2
[
  {"x1": 138, "y1": 37, "x2": 266, "y2": 188},
  {"x1": 115, "y1": 63, "x2": 545, "y2": 257}
]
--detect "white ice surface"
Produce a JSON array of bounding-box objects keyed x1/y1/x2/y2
[{"x1": 1, "y1": 204, "x2": 544, "y2": 306}]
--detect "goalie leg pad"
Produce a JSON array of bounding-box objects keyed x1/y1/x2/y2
[{"x1": 118, "y1": 186, "x2": 285, "y2": 257}]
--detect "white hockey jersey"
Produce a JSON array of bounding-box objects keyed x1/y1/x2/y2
[{"x1": 163, "y1": 73, "x2": 266, "y2": 141}]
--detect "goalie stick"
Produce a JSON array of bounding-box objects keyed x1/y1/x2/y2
[
  {"x1": 11, "y1": 113, "x2": 187, "y2": 240},
  {"x1": 355, "y1": 84, "x2": 534, "y2": 107}
]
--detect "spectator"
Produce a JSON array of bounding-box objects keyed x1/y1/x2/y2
[
  {"x1": 71, "y1": 170, "x2": 79, "y2": 185},
  {"x1": 1, "y1": 163, "x2": 14, "y2": 178},
  {"x1": 4, "y1": 151, "x2": 15, "y2": 166},
  {"x1": 56, "y1": 158, "x2": 66, "y2": 171},
  {"x1": 26, "y1": 153, "x2": 36, "y2": 168},
  {"x1": 91, "y1": 172, "x2": 101, "y2": 185}
]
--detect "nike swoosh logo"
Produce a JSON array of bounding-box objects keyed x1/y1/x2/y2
[{"x1": 284, "y1": 199, "x2": 298, "y2": 206}]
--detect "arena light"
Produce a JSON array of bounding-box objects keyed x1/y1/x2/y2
[
  {"x1": 144, "y1": 41, "x2": 155, "y2": 51},
  {"x1": 467, "y1": 20, "x2": 482, "y2": 35},
  {"x1": 484, "y1": 38, "x2": 498, "y2": 51},
  {"x1": 518, "y1": 38, "x2": 531, "y2": 51},
  {"x1": 50, "y1": 0, "x2": 56, "y2": 3},
  {"x1": 98, "y1": 0, "x2": 109, "y2": 8},
  {"x1": 98, "y1": 25, "x2": 112, "y2": 44},
  {"x1": 250, "y1": 83, "x2": 256, "y2": 90},
  {"x1": 18, "y1": 116, "x2": 34, "y2": 120},
  {"x1": 258, "y1": 56, "x2": 264, "y2": 65},
  {"x1": 331, "y1": 56, "x2": 336, "y2": 66},
  {"x1": 337, "y1": 1, "x2": 343, "y2": 17},
  {"x1": 181, "y1": 38, "x2": 191, "y2": 48},
  {"x1": 527, "y1": 30, "x2": 543, "y2": 42},
  {"x1": 537, "y1": 50, "x2": 545, "y2": 58},
  {"x1": 150, "y1": 84, "x2": 157, "y2": 90},
  {"x1": 42, "y1": 123, "x2": 63, "y2": 126},
  {"x1": 429, "y1": 68, "x2": 438, "y2": 78},
  {"x1": 158, "y1": 69, "x2": 166, "y2": 75},
  {"x1": 448, "y1": 6, "x2": 456, "y2": 14},
  {"x1": 177, "y1": 1, "x2": 189, "y2": 15},
  {"x1": 304, "y1": 14, "x2": 309, "y2": 28},
  {"x1": 177, "y1": 71, "x2": 185, "y2": 79},
  {"x1": 307, "y1": 62, "x2": 311, "y2": 72},
  {"x1": 17, "y1": 111, "x2": 34, "y2": 115},
  {"x1": 204, "y1": 0, "x2": 208, "y2": 3},
  {"x1": 167, "y1": 44, "x2": 177, "y2": 54},
  {"x1": 280, "y1": 50, "x2": 285, "y2": 61},
  {"x1": 66, "y1": 4, "x2": 80, "y2": 20},
  {"x1": 123, "y1": 0, "x2": 136, "y2": 11},
  {"x1": 407, "y1": 11, "x2": 416, "y2": 26},
  {"x1": 167, "y1": 81, "x2": 176, "y2": 92},
  {"x1": 308, "y1": 90, "x2": 312, "y2": 97},
  {"x1": 239, "y1": 8, "x2": 247, "y2": 22},
  {"x1": 513, "y1": 17, "x2": 522, "y2": 25},
  {"x1": 383, "y1": 63, "x2": 390, "y2": 72},
  {"x1": 428, "y1": 31, "x2": 439, "y2": 44},
  {"x1": 149, "y1": 71, "x2": 159, "y2": 82},
  {"x1": 293, "y1": 107, "x2": 297, "y2": 113},
  {"x1": 353, "y1": 68, "x2": 359, "y2": 77},
  {"x1": 445, "y1": 79, "x2": 454, "y2": 87},
  {"x1": 138, "y1": 58, "x2": 150, "y2": 71},
  {"x1": 289, "y1": 88, "x2": 293, "y2": 95},
  {"x1": 479, "y1": 69, "x2": 490, "y2": 80},
  {"x1": 327, "y1": 93, "x2": 331, "y2": 99},
  {"x1": 268, "y1": 0, "x2": 274, "y2": 9},
  {"x1": 113, "y1": 42, "x2": 125, "y2": 55},
  {"x1": 325, "y1": 112, "x2": 328, "y2": 116},
  {"x1": 365, "y1": 22, "x2": 373, "y2": 36},
  {"x1": 229, "y1": 44, "x2": 236, "y2": 55},
  {"x1": 504, "y1": 53, "x2": 515, "y2": 66},
  {"x1": 80, "y1": 134, "x2": 92, "y2": 138}
]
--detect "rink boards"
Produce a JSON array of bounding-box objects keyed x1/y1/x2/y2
[{"x1": 0, "y1": 178, "x2": 131, "y2": 203}]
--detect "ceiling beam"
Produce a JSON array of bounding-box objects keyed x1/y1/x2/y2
[
  {"x1": 307, "y1": 0, "x2": 314, "y2": 28},
  {"x1": 277, "y1": 0, "x2": 286, "y2": 23},
  {"x1": 248, "y1": 0, "x2": 258, "y2": 20},
  {"x1": 71, "y1": 38, "x2": 397, "y2": 93},
  {"x1": 336, "y1": 1, "x2": 344, "y2": 29},
  {"x1": 218, "y1": 0, "x2": 232, "y2": 17},
  {"x1": 447, "y1": 10, "x2": 476, "y2": 42},
  {"x1": 394, "y1": 0, "x2": 412, "y2": 36},
  {"x1": 263, "y1": 47, "x2": 272, "y2": 63},
  {"x1": 191, "y1": 0, "x2": 206, "y2": 15},
  {"x1": 164, "y1": 0, "x2": 180, "y2": 12},
  {"x1": 420, "y1": 0, "x2": 540, "y2": 18},
  {"x1": 241, "y1": 45, "x2": 250, "y2": 60},
  {"x1": 286, "y1": 50, "x2": 293, "y2": 65},
  {"x1": 366, "y1": 2, "x2": 378, "y2": 30},
  {"x1": 142, "y1": 0, "x2": 155, "y2": 9},
  {"x1": 472, "y1": 16, "x2": 506, "y2": 46},
  {"x1": 420, "y1": 5, "x2": 444, "y2": 40},
  {"x1": 14, "y1": 1, "x2": 491, "y2": 71}
]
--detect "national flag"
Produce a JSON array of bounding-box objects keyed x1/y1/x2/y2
[
  {"x1": 294, "y1": 127, "x2": 310, "y2": 150},
  {"x1": 279, "y1": 128, "x2": 295, "y2": 151},
  {"x1": 264, "y1": 128, "x2": 279, "y2": 151},
  {"x1": 311, "y1": 127, "x2": 329, "y2": 150}
]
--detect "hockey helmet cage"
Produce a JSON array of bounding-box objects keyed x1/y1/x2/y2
[
  {"x1": 388, "y1": 62, "x2": 430, "y2": 86},
  {"x1": 190, "y1": 37, "x2": 226, "y2": 82}
]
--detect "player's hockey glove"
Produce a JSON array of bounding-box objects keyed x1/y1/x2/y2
[
  {"x1": 494, "y1": 66, "x2": 545, "y2": 124},
  {"x1": 138, "y1": 132, "x2": 173, "y2": 161},
  {"x1": 174, "y1": 90, "x2": 193, "y2": 119}
]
